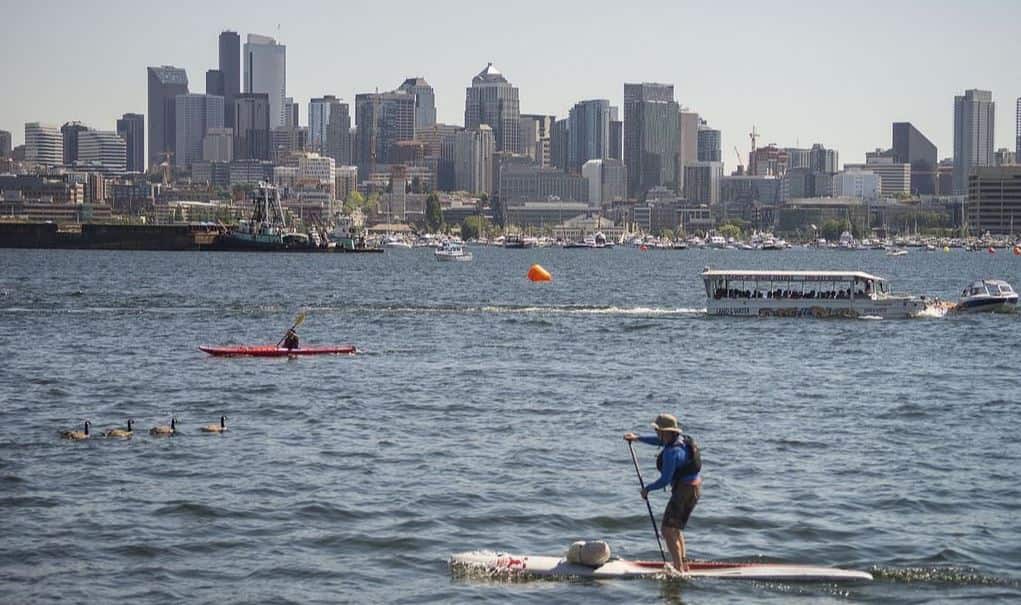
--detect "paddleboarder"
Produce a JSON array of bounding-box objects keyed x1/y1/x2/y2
[{"x1": 625, "y1": 413, "x2": 701, "y2": 573}]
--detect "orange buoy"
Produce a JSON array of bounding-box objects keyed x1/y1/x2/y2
[
  {"x1": 527, "y1": 264, "x2": 552, "y2": 282},
  {"x1": 1013, "y1": 245, "x2": 1021, "y2": 256}
]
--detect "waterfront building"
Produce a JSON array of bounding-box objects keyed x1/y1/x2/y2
[
  {"x1": 503, "y1": 200, "x2": 590, "y2": 228},
  {"x1": 24, "y1": 122, "x2": 63, "y2": 167},
  {"x1": 243, "y1": 34, "x2": 287, "y2": 128},
  {"x1": 832, "y1": 168, "x2": 880, "y2": 200},
  {"x1": 175, "y1": 94, "x2": 224, "y2": 167},
  {"x1": 697, "y1": 122, "x2": 722, "y2": 163},
  {"x1": 61, "y1": 122, "x2": 89, "y2": 166},
  {"x1": 892, "y1": 122, "x2": 937, "y2": 195},
  {"x1": 967, "y1": 165, "x2": 1021, "y2": 234},
  {"x1": 206, "y1": 69, "x2": 224, "y2": 97},
  {"x1": 953, "y1": 89, "x2": 995, "y2": 195},
  {"x1": 192, "y1": 161, "x2": 231, "y2": 188},
  {"x1": 498, "y1": 163, "x2": 588, "y2": 204},
  {"x1": 520, "y1": 114, "x2": 554, "y2": 167},
  {"x1": 465, "y1": 63, "x2": 520, "y2": 154},
  {"x1": 234, "y1": 93, "x2": 271, "y2": 161},
  {"x1": 77, "y1": 130, "x2": 127, "y2": 174},
  {"x1": 453, "y1": 126, "x2": 495, "y2": 196},
  {"x1": 202, "y1": 128, "x2": 233, "y2": 163},
  {"x1": 398, "y1": 77, "x2": 437, "y2": 130},
  {"x1": 994, "y1": 148, "x2": 1015, "y2": 166},
  {"x1": 581, "y1": 158, "x2": 627, "y2": 206},
  {"x1": 937, "y1": 158, "x2": 955, "y2": 195},
  {"x1": 298, "y1": 153, "x2": 337, "y2": 198},
  {"x1": 567, "y1": 99, "x2": 615, "y2": 173},
  {"x1": 846, "y1": 156, "x2": 910, "y2": 197},
  {"x1": 147, "y1": 65, "x2": 189, "y2": 169},
  {"x1": 0, "y1": 130, "x2": 11, "y2": 157},
  {"x1": 219, "y1": 31, "x2": 241, "y2": 128},
  {"x1": 624, "y1": 82, "x2": 680, "y2": 197},
  {"x1": 335, "y1": 165, "x2": 358, "y2": 201},
  {"x1": 355, "y1": 90, "x2": 416, "y2": 171},
  {"x1": 678, "y1": 110, "x2": 700, "y2": 186},
  {"x1": 116, "y1": 113, "x2": 145, "y2": 173},
  {"x1": 684, "y1": 161, "x2": 723, "y2": 205},
  {"x1": 550, "y1": 119, "x2": 569, "y2": 171}
]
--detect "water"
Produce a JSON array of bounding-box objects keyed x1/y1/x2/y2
[{"x1": 1, "y1": 246, "x2": 1019, "y2": 603}]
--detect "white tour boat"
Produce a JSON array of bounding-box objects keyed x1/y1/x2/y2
[
  {"x1": 701, "y1": 268, "x2": 929, "y2": 319},
  {"x1": 435, "y1": 242, "x2": 472, "y2": 262}
]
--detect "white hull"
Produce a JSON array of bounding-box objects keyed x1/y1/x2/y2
[
  {"x1": 436, "y1": 253, "x2": 472, "y2": 262},
  {"x1": 706, "y1": 297, "x2": 926, "y2": 319},
  {"x1": 450, "y1": 552, "x2": 872, "y2": 582}
]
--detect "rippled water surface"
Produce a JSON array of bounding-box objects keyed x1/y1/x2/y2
[{"x1": 1, "y1": 247, "x2": 1019, "y2": 604}]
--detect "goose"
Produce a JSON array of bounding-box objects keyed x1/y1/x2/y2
[
  {"x1": 150, "y1": 417, "x2": 176, "y2": 437},
  {"x1": 200, "y1": 415, "x2": 227, "y2": 433},
  {"x1": 61, "y1": 420, "x2": 91, "y2": 441},
  {"x1": 104, "y1": 419, "x2": 134, "y2": 438}
]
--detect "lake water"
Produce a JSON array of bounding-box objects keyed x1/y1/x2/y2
[{"x1": 1, "y1": 246, "x2": 1019, "y2": 603}]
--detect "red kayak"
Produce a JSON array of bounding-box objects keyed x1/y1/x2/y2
[{"x1": 199, "y1": 345, "x2": 356, "y2": 357}]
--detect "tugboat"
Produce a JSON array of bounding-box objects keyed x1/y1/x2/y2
[{"x1": 218, "y1": 183, "x2": 309, "y2": 251}]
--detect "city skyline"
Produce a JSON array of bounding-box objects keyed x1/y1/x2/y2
[{"x1": 4, "y1": 1, "x2": 1021, "y2": 168}]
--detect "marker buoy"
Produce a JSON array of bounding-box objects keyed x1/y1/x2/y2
[
  {"x1": 527, "y1": 264, "x2": 552, "y2": 282},
  {"x1": 1013, "y1": 245, "x2": 1021, "y2": 256},
  {"x1": 639, "y1": 245, "x2": 649, "y2": 251}
]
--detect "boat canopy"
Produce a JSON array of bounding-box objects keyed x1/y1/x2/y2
[{"x1": 701, "y1": 269, "x2": 886, "y2": 283}]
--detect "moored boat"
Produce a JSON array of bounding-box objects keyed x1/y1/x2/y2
[{"x1": 435, "y1": 242, "x2": 472, "y2": 261}]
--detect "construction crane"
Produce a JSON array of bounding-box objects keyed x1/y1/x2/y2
[
  {"x1": 733, "y1": 146, "x2": 745, "y2": 175},
  {"x1": 749, "y1": 125, "x2": 759, "y2": 153}
]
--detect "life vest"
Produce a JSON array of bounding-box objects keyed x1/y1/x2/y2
[{"x1": 656, "y1": 434, "x2": 701, "y2": 482}]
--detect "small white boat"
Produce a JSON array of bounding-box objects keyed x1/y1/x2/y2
[
  {"x1": 450, "y1": 552, "x2": 872, "y2": 582},
  {"x1": 955, "y1": 279, "x2": 1017, "y2": 313},
  {"x1": 435, "y1": 242, "x2": 472, "y2": 262},
  {"x1": 886, "y1": 248, "x2": 908, "y2": 257},
  {"x1": 382, "y1": 235, "x2": 412, "y2": 249}
]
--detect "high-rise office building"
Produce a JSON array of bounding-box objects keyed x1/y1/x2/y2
[
  {"x1": 398, "y1": 77, "x2": 437, "y2": 130},
  {"x1": 809, "y1": 144, "x2": 839, "y2": 173},
  {"x1": 78, "y1": 130, "x2": 127, "y2": 174},
  {"x1": 967, "y1": 166, "x2": 1021, "y2": 234},
  {"x1": 454, "y1": 126, "x2": 495, "y2": 195},
  {"x1": 697, "y1": 122, "x2": 722, "y2": 163},
  {"x1": 683, "y1": 161, "x2": 723, "y2": 205},
  {"x1": 309, "y1": 95, "x2": 352, "y2": 165},
  {"x1": 175, "y1": 94, "x2": 224, "y2": 167},
  {"x1": 1015, "y1": 98, "x2": 1021, "y2": 163},
  {"x1": 953, "y1": 89, "x2": 995, "y2": 195},
  {"x1": 550, "y1": 119, "x2": 569, "y2": 171},
  {"x1": 202, "y1": 128, "x2": 233, "y2": 163},
  {"x1": 0, "y1": 130, "x2": 11, "y2": 157},
  {"x1": 219, "y1": 31, "x2": 241, "y2": 129},
  {"x1": 284, "y1": 97, "x2": 299, "y2": 128},
  {"x1": 206, "y1": 69, "x2": 225, "y2": 97},
  {"x1": 243, "y1": 34, "x2": 287, "y2": 128},
  {"x1": 609, "y1": 120, "x2": 623, "y2": 161},
  {"x1": 624, "y1": 83, "x2": 680, "y2": 197},
  {"x1": 520, "y1": 114, "x2": 554, "y2": 167},
  {"x1": 147, "y1": 65, "x2": 189, "y2": 168},
  {"x1": 24, "y1": 122, "x2": 63, "y2": 166},
  {"x1": 355, "y1": 90, "x2": 416, "y2": 171},
  {"x1": 581, "y1": 158, "x2": 627, "y2": 206},
  {"x1": 61, "y1": 121, "x2": 90, "y2": 165},
  {"x1": 567, "y1": 99, "x2": 615, "y2": 173},
  {"x1": 678, "y1": 110, "x2": 700, "y2": 181},
  {"x1": 116, "y1": 113, "x2": 145, "y2": 173},
  {"x1": 234, "y1": 93, "x2": 271, "y2": 161},
  {"x1": 465, "y1": 63, "x2": 520, "y2": 154},
  {"x1": 892, "y1": 122, "x2": 937, "y2": 195}
]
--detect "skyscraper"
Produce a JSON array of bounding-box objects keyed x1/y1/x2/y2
[
  {"x1": 355, "y1": 90, "x2": 416, "y2": 171},
  {"x1": 243, "y1": 34, "x2": 287, "y2": 128},
  {"x1": 697, "y1": 122, "x2": 722, "y2": 162},
  {"x1": 116, "y1": 113, "x2": 145, "y2": 173},
  {"x1": 454, "y1": 126, "x2": 495, "y2": 195},
  {"x1": 550, "y1": 119, "x2": 569, "y2": 171},
  {"x1": 567, "y1": 99, "x2": 615, "y2": 173},
  {"x1": 147, "y1": 65, "x2": 189, "y2": 168},
  {"x1": 24, "y1": 122, "x2": 63, "y2": 166},
  {"x1": 78, "y1": 130, "x2": 127, "y2": 174},
  {"x1": 234, "y1": 93, "x2": 271, "y2": 161},
  {"x1": 465, "y1": 63, "x2": 520, "y2": 154},
  {"x1": 175, "y1": 94, "x2": 224, "y2": 166},
  {"x1": 0, "y1": 130, "x2": 11, "y2": 157},
  {"x1": 61, "y1": 121, "x2": 89, "y2": 165},
  {"x1": 1015, "y1": 98, "x2": 1021, "y2": 162},
  {"x1": 520, "y1": 114, "x2": 554, "y2": 167},
  {"x1": 219, "y1": 31, "x2": 241, "y2": 129},
  {"x1": 892, "y1": 122, "x2": 937, "y2": 195},
  {"x1": 677, "y1": 110, "x2": 699, "y2": 189},
  {"x1": 398, "y1": 77, "x2": 437, "y2": 131},
  {"x1": 309, "y1": 95, "x2": 352, "y2": 165},
  {"x1": 624, "y1": 83, "x2": 680, "y2": 197},
  {"x1": 953, "y1": 89, "x2": 995, "y2": 195},
  {"x1": 206, "y1": 69, "x2": 225, "y2": 97}
]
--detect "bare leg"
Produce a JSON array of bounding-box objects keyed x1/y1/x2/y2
[{"x1": 661, "y1": 525, "x2": 686, "y2": 572}]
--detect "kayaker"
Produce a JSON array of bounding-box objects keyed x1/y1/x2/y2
[
  {"x1": 283, "y1": 328, "x2": 299, "y2": 350},
  {"x1": 624, "y1": 413, "x2": 702, "y2": 573}
]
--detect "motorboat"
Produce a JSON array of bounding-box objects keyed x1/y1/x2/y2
[
  {"x1": 382, "y1": 234, "x2": 412, "y2": 248},
  {"x1": 435, "y1": 241, "x2": 472, "y2": 262},
  {"x1": 954, "y1": 279, "x2": 1018, "y2": 313},
  {"x1": 886, "y1": 247, "x2": 908, "y2": 257}
]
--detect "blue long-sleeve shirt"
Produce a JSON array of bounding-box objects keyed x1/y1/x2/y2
[{"x1": 637, "y1": 435, "x2": 700, "y2": 491}]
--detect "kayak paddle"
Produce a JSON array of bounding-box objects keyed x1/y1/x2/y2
[
  {"x1": 628, "y1": 440, "x2": 668, "y2": 564},
  {"x1": 277, "y1": 311, "x2": 307, "y2": 347}
]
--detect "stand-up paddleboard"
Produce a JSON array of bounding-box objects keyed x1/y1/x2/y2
[
  {"x1": 450, "y1": 552, "x2": 873, "y2": 582},
  {"x1": 199, "y1": 345, "x2": 356, "y2": 357}
]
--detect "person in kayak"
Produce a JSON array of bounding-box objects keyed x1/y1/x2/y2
[
  {"x1": 624, "y1": 413, "x2": 701, "y2": 573},
  {"x1": 283, "y1": 328, "x2": 299, "y2": 350}
]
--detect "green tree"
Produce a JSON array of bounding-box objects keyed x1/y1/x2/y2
[
  {"x1": 461, "y1": 216, "x2": 488, "y2": 240},
  {"x1": 718, "y1": 223, "x2": 742, "y2": 240},
  {"x1": 820, "y1": 218, "x2": 851, "y2": 241},
  {"x1": 425, "y1": 193, "x2": 444, "y2": 233},
  {"x1": 659, "y1": 227, "x2": 675, "y2": 240}
]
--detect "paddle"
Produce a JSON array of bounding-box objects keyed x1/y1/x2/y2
[
  {"x1": 277, "y1": 311, "x2": 307, "y2": 347},
  {"x1": 628, "y1": 440, "x2": 668, "y2": 564}
]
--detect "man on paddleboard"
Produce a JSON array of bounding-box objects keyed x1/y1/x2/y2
[{"x1": 625, "y1": 413, "x2": 702, "y2": 572}]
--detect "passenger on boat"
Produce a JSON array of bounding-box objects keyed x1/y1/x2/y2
[{"x1": 283, "y1": 329, "x2": 299, "y2": 350}]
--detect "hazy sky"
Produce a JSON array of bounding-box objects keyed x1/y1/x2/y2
[{"x1": 4, "y1": 0, "x2": 1021, "y2": 168}]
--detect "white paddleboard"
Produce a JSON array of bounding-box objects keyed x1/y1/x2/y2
[{"x1": 450, "y1": 552, "x2": 873, "y2": 582}]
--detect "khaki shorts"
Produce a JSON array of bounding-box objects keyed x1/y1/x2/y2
[{"x1": 662, "y1": 483, "x2": 700, "y2": 530}]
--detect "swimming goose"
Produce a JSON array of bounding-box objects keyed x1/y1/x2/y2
[
  {"x1": 150, "y1": 417, "x2": 176, "y2": 437},
  {"x1": 104, "y1": 419, "x2": 134, "y2": 438},
  {"x1": 61, "y1": 420, "x2": 91, "y2": 441},
  {"x1": 200, "y1": 415, "x2": 227, "y2": 433}
]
